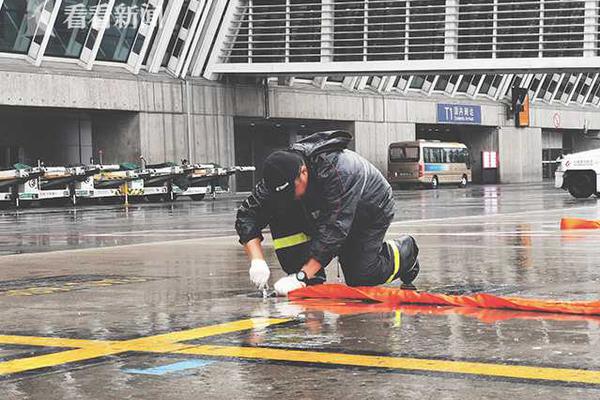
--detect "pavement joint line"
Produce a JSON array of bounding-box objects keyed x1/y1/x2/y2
[{"x1": 1, "y1": 318, "x2": 600, "y2": 385}]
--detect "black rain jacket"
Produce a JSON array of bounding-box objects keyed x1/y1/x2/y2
[{"x1": 235, "y1": 130, "x2": 394, "y2": 267}]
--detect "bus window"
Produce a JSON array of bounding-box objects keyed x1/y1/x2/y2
[
  {"x1": 424, "y1": 147, "x2": 443, "y2": 163},
  {"x1": 390, "y1": 146, "x2": 419, "y2": 162}
]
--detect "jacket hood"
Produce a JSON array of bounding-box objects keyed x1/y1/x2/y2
[{"x1": 290, "y1": 130, "x2": 352, "y2": 158}]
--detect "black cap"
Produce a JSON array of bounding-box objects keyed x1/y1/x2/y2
[{"x1": 262, "y1": 150, "x2": 304, "y2": 197}]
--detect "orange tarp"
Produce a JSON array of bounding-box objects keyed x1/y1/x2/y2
[
  {"x1": 560, "y1": 218, "x2": 600, "y2": 230},
  {"x1": 289, "y1": 284, "x2": 600, "y2": 316}
]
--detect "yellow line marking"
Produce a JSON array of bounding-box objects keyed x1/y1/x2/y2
[
  {"x1": 0, "y1": 346, "x2": 125, "y2": 376},
  {"x1": 2, "y1": 317, "x2": 600, "y2": 385},
  {"x1": 0, "y1": 318, "x2": 289, "y2": 376},
  {"x1": 177, "y1": 345, "x2": 600, "y2": 385},
  {"x1": 0, "y1": 335, "x2": 120, "y2": 348}
]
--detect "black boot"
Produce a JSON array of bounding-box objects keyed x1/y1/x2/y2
[{"x1": 389, "y1": 235, "x2": 420, "y2": 284}]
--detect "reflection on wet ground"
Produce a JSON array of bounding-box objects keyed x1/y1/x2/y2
[
  {"x1": 0, "y1": 182, "x2": 596, "y2": 255},
  {"x1": 0, "y1": 182, "x2": 599, "y2": 399}
]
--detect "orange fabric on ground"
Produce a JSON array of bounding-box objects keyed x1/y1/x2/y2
[
  {"x1": 289, "y1": 284, "x2": 600, "y2": 316},
  {"x1": 560, "y1": 218, "x2": 600, "y2": 230}
]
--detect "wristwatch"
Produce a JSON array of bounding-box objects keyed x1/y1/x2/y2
[{"x1": 296, "y1": 271, "x2": 309, "y2": 284}]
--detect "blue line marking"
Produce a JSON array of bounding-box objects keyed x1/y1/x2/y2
[{"x1": 124, "y1": 359, "x2": 214, "y2": 376}]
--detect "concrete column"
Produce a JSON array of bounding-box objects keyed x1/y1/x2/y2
[
  {"x1": 138, "y1": 112, "x2": 235, "y2": 167},
  {"x1": 498, "y1": 126, "x2": 543, "y2": 183},
  {"x1": 354, "y1": 122, "x2": 416, "y2": 176}
]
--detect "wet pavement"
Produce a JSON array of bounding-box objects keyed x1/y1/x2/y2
[{"x1": 0, "y1": 182, "x2": 600, "y2": 399}]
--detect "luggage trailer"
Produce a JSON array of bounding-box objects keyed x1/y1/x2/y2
[
  {"x1": 174, "y1": 164, "x2": 256, "y2": 200},
  {"x1": 81, "y1": 168, "x2": 144, "y2": 204},
  {"x1": 73, "y1": 165, "x2": 132, "y2": 203},
  {"x1": 131, "y1": 164, "x2": 186, "y2": 203},
  {"x1": 0, "y1": 169, "x2": 39, "y2": 206},
  {"x1": 18, "y1": 166, "x2": 87, "y2": 205}
]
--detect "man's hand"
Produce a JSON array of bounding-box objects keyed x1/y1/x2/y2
[
  {"x1": 249, "y1": 259, "x2": 270, "y2": 288},
  {"x1": 274, "y1": 275, "x2": 306, "y2": 296}
]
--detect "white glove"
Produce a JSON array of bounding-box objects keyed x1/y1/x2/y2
[
  {"x1": 274, "y1": 275, "x2": 306, "y2": 297},
  {"x1": 249, "y1": 259, "x2": 270, "y2": 288}
]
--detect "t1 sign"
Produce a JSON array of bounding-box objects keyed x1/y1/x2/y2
[{"x1": 437, "y1": 104, "x2": 482, "y2": 124}]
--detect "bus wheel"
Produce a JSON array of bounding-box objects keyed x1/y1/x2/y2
[
  {"x1": 459, "y1": 175, "x2": 468, "y2": 188},
  {"x1": 567, "y1": 173, "x2": 595, "y2": 199},
  {"x1": 190, "y1": 194, "x2": 205, "y2": 201},
  {"x1": 431, "y1": 176, "x2": 439, "y2": 190}
]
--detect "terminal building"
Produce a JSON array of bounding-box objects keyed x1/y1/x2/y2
[{"x1": 0, "y1": 0, "x2": 599, "y2": 191}]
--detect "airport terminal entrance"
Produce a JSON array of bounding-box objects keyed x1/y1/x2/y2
[
  {"x1": 416, "y1": 124, "x2": 498, "y2": 184},
  {"x1": 0, "y1": 107, "x2": 93, "y2": 169},
  {"x1": 234, "y1": 118, "x2": 354, "y2": 191}
]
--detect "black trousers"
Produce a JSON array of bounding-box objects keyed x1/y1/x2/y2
[{"x1": 269, "y1": 200, "x2": 404, "y2": 287}]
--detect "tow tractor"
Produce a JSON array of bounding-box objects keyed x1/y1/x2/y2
[
  {"x1": 555, "y1": 148, "x2": 600, "y2": 198},
  {"x1": 17, "y1": 164, "x2": 86, "y2": 205},
  {"x1": 173, "y1": 163, "x2": 255, "y2": 201}
]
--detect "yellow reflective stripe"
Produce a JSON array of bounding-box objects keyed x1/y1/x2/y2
[
  {"x1": 385, "y1": 240, "x2": 401, "y2": 284},
  {"x1": 273, "y1": 233, "x2": 311, "y2": 250}
]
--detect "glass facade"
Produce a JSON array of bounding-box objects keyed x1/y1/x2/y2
[
  {"x1": 290, "y1": 0, "x2": 321, "y2": 62},
  {"x1": 408, "y1": 0, "x2": 445, "y2": 60},
  {"x1": 46, "y1": 0, "x2": 100, "y2": 58},
  {"x1": 96, "y1": 0, "x2": 148, "y2": 62},
  {"x1": 367, "y1": 1, "x2": 406, "y2": 61},
  {"x1": 0, "y1": 0, "x2": 37, "y2": 54},
  {"x1": 458, "y1": 0, "x2": 493, "y2": 59},
  {"x1": 161, "y1": 0, "x2": 190, "y2": 67},
  {"x1": 225, "y1": 0, "x2": 599, "y2": 64}
]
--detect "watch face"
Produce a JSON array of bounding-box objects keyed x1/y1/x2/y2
[{"x1": 296, "y1": 271, "x2": 307, "y2": 282}]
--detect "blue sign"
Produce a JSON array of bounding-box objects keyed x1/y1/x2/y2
[
  {"x1": 437, "y1": 104, "x2": 481, "y2": 124},
  {"x1": 425, "y1": 164, "x2": 449, "y2": 172}
]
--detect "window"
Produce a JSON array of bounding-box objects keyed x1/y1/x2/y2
[
  {"x1": 424, "y1": 147, "x2": 442, "y2": 163},
  {"x1": 543, "y1": 1, "x2": 584, "y2": 57},
  {"x1": 458, "y1": 0, "x2": 493, "y2": 59},
  {"x1": 367, "y1": 1, "x2": 406, "y2": 61},
  {"x1": 333, "y1": 0, "x2": 364, "y2": 61},
  {"x1": 390, "y1": 146, "x2": 419, "y2": 162},
  {"x1": 0, "y1": 0, "x2": 35, "y2": 54},
  {"x1": 408, "y1": 0, "x2": 445, "y2": 60},
  {"x1": 96, "y1": 0, "x2": 149, "y2": 62},
  {"x1": 46, "y1": 0, "x2": 100, "y2": 58},
  {"x1": 290, "y1": 0, "x2": 321, "y2": 62},
  {"x1": 251, "y1": 0, "x2": 286, "y2": 62},
  {"x1": 424, "y1": 147, "x2": 469, "y2": 164},
  {"x1": 496, "y1": 0, "x2": 540, "y2": 58}
]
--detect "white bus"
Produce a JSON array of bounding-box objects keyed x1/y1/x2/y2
[{"x1": 388, "y1": 140, "x2": 472, "y2": 189}]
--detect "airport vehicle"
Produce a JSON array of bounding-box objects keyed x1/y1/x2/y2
[
  {"x1": 173, "y1": 163, "x2": 256, "y2": 200},
  {"x1": 73, "y1": 164, "x2": 130, "y2": 203},
  {"x1": 17, "y1": 165, "x2": 88, "y2": 205},
  {"x1": 0, "y1": 168, "x2": 39, "y2": 205},
  {"x1": 3, "y1": 159, "x2": 255, "y2": 207},
  {"x1": 555, "y1": 148, "x2": 600, "y2": 198},
  {"x1": 139, "y1": 163, "x2": 186, "y2": 202},
  {"x1": 388, "y1": 140, "x2": 471, "y2": 189}
]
